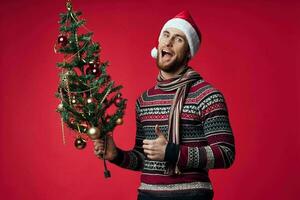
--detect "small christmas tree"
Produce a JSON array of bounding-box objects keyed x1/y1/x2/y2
[{"x1": 55, "y1": 0, "x2": 126, "y2": 178}]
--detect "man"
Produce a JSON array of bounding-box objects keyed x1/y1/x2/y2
[{"x1": 93, "y1": 11, "x2": 235, "y2": 200}]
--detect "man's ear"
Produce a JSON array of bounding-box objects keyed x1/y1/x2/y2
[{"x1": 185, "y1": 50, "x2": 191, "y2": 64}]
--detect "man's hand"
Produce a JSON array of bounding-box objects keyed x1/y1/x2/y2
[
  {"x1": 93, "y1": 133, "x2": 118, "y2": 161},
  {"x1": 143, "y1": 125, "x2": 168, "y2": 161}
]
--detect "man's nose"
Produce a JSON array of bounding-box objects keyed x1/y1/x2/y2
[{"x1": 165, "y1": 37, "x2": 173, "y2": 46}]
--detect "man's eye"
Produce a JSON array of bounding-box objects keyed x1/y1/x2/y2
[
  {"x1": 175, "y1": 37, "x2": 183, "y2": 43},
  {"x1": 163, "y1": 33, "x2": 169, "y2": 38}
]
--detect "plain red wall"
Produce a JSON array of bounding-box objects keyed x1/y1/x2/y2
[{"x1": 0, "y1": 0, "x2": 299, "y2": 199}]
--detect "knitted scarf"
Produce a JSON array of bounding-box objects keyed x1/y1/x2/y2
[
  {"x1": 157, "y1": 66, "x2": 202, "y2": 145},
  {"x1": 157, "y1": 66, "x2": 202, "y2": 174}
]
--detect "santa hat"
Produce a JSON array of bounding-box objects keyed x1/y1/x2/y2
[{"x1": 151, "y1": 10, "x2": 201, "y2": 59}]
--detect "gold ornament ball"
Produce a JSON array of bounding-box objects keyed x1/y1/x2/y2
[
  {"x1": 57, "y1": 103, "x2": 64, "y2": 111},
  {"x1": 116, "y1": 118, "x2": 123, "y2": 125},
  {"x1": 74, "y1": 137, "x2": 86, "y2": 150},
  {"x1": 87, "y1": 127, "x2": 101, "y2": 140}
]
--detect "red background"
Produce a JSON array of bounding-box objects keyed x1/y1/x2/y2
[{"x1": 0, "y1": 0, "x2": 299, "y2": 199}]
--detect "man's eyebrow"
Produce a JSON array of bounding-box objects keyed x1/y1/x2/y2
[
  {"x1": 174, "y1": 34, "x2": 185, "y2": 38},
  {"x1": 162, "y1": 30, "x2": 185, "y2": 39},
  {"x1": 169, "y1": 34, "x2": 185, "y2": 40}
]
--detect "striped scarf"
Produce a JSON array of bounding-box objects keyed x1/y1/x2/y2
[
  {"x1": 157, "y1": 66, "x2": 202, "y2": 145},
  {"x1": 157, "y1": 66, "x2": 202, "y2": 174}
]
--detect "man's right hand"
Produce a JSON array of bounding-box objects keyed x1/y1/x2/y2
[{"x1": 93, "y1": 133, "x2": 118, "y2": 161}]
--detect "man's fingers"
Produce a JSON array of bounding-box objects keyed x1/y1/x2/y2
[
  {"x1": 93, "y1": 138, "x2": 104, "y2": 142},
  {"x1": 94, "y1": 149, "x2": 104, "y2": 157},
  {"x1": 143, "y1": 139, "x2": 154, "y2": 145},
  {"x1": 94, "y1": 145, "x2": 104, "y2": 152},
  {"x1": 93, "y1": 136, "x2": 116, "y2": 160},
  {"x1": 95, "y1": 145, "x2": 104, "y2": 150},
  {"x1": 147, "y1": 154, "x2": 156, "y2": 160},
  {"x1": 93, "y1": 139, "x2": 104, "y2": 146},
  {"x1": 143, "y1": 149, "x2": 152, "y2": 155},
  {"x1": 142, "y1": 144, "x2": 153, "y2": 150},
  {"x1": 143, "y1": 148, "x2": 157, "y2": 154},
  {"x1": 94, "y1": 141, "x2": 104, "y2": 147},
  {"x1": 143, "y1": 144, "x2": 159, "y2": 151},
  {"x1": 95, "y1": 152, "x2": 104, "y2": 159},
  {"x1": 143, "y1": 148, "x2": 158, "y2": 155}
]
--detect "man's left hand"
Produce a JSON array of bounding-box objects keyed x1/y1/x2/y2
[{"x1": 143, "y1": 125, "x2": 168, "y2": 161}]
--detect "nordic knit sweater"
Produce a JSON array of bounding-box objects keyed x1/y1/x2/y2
[{"x1": 111, "y1": 76, "x2": 235, "y2": 195}]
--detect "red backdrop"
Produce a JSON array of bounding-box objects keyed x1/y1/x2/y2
[{"x1": 0, "y1": 0, "x2": 299, "y2": 199}]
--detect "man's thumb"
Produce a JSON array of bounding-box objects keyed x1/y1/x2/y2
[{"x1": 155, "y1": 125, "x2": 165, "y2": 138}]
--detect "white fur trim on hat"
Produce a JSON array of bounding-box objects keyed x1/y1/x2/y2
[{"x1": 151, "y1": 47, "x2": 158, "y2": 58}]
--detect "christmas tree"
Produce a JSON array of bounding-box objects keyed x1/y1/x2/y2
[{"x1": 55, "y1": 0, "x2": 126, "y2": 178}]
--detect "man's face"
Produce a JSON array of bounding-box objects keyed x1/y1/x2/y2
[{"x1": 156, "y1": 27, "x2": 190, "y2": 73}]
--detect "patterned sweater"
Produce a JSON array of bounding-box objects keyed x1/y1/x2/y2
[{"x1": 111, "y1": 76, "x2": 235, "y2": 195}]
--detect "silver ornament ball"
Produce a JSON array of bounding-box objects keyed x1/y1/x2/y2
[{"x1": 87, "y1": 97, "x2": 94, "y2": 104}]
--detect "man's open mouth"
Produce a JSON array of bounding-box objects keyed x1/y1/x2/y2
[{"x1": 161, "y1": 50, "x2": 173, "y2": 57}]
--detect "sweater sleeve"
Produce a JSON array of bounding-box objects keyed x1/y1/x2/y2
[
  {"x1": 175, "y1": 90, "x2": 235, "y2": 170},
  {"x1": 110, "y1": 100, "x2": 146, "y2": 171}
]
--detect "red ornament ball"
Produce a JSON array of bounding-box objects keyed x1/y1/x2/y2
[
  {"x1": 105, "y1": 116, "x2": 111, "y2": 123},
  {"x1": 58, "y1": 35, "x2": 68, "y2": 46},
  {"x1": 86, "y1": 66, "x2": 101, "y2": 77},
  {"x1": 89, "y1": 60, "x2": 100, "y2": 68},
  {"x1": 114, "y1": 98, "x2": 122, "y2": 107}
]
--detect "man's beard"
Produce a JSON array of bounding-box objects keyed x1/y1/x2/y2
[{"x1": 156, "y1": 55, "x2": 188, "y2": 73}]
